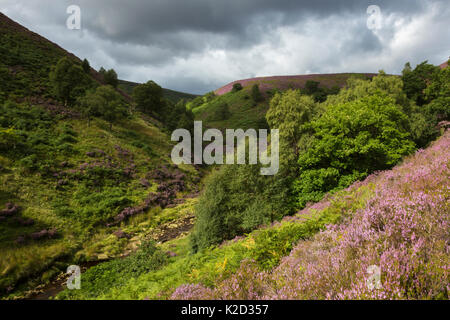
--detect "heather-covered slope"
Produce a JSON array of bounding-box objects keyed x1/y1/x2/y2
[
  {"x1": 60, "y1": 131, "x2": 448, "y2": 300},
  {"x1": 215, "y1": 73, "x2": 377, "y2": 96},
  {"x1": 171, "y1": 130, "x2": 449, "y2": 300}
]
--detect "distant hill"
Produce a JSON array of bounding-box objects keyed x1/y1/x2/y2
[
  {"x1": 215, "y1": 73, "x2": 377, "y2": 96},
  {"x1": 191, "y1": 73, "x2": 377, "y2": 131},
  {"x1": 118, "y1": 79, "x2": 198, "y2": 104}
]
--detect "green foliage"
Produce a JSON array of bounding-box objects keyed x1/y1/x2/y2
[
  {"x1": 101, "y1": 68, "x2": 118, "y2": 88},
  {"x1": 57, "y1": 241, "x2": 167, "y2": 299},
  {"x1": 303, "y1": 80, "x2": 340, "y2": 102},
  {"x1": 49, "y1": 57, "x2": 91, "y2": 106},
  {"x1": 132, "y1": 80, "x2": 165, "y2": 116},
  {"x1": 251, "y1": 84, "x2": 263, "y2": 103},
  {"x1": 163, "y1": 100, "x2": 195, "y2": 133},
  {"x1": 77, "y1": 85, "x2": 127, "y2": 129},
  {"x1": 0, "y1": 127, "x2": 20, "y2": 153},
  {"x1": 232, "y1": 83, "x2": 243, "y2": 93},
  {"x1": 212, "y1": 103, "x2": 231, "y2": 121},
  {"x1": 293, "y1": 94, "x2": 415, "y2": 208},
  {"x1": 81, "y1": 58, "x2": 90, "y2": 73},
  {"x1": 402, "y1": 61, "x2": 440, "y2": 106},
  {"x1": 325, "y1": 71, "x2": 439, "y2": 147},
  {"x1": 190, "y1": 164, "x2": 293, "y2": 252},
  {"x1": 424, "y1": 61, "x2": 450, "y2": 121},
  {"x1": 266, "y1": 90, "x2": 317, "y2": 164}
]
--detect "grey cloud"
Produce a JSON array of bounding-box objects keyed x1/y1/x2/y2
[{"x1": 1, "y1": 0, "x2": 449, "y2": 94}]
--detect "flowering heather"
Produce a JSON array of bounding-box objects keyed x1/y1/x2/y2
[
  {"x1": 172, "y1": 131, "x2": 450, "y2": 300},
  {"x1": 214, "y1": 73, "x2": 377, "y2": 96}
]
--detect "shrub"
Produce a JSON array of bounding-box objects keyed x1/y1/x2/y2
[
  {"x1": 212, "y1": 103, "x2": 231, "y2": 121},
  {"x1": 293, "y1": 94, "x2": 415, "y2": 208},
  {"x1": 132, "y1": 80, "x2": 164, "y2": 116},
  {"x1": 190, "y1": 163, "x2": 293, "y2": 252},
  {"x1": 232, "y1": 83, "x2": 243, "y2": 93},
  {"x1": 251, "y1": 84, "x2": 263, "y2": 103},
  {"x1": 57, "y1": 241, "x2": 167, "y2": 299},
  {"x1": 49, "y1": 57, "x2": 91, "y2": 106}
]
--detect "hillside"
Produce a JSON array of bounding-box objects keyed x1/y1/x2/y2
[
  {"x1": 57, "y1": 129, "x2": 449, "y2": 300},
  {"x1": 0, "y1": 12, "x2": 131, "y2": 103},
  {"x1": 1, "y1": 10, "x2": 448, "y2": 302},
  {"x1": 215, "y1": 73, "x2": 377, "y2": 96},
  {"x1": 118, "y1": 79, "x2": 198, "y2": 104},
  {"x1": 190, "y1": 73, "x2": 378, "y2": 131},
  {"x1": 0, "y1": 13, "x2": 202, "y2": 298}
]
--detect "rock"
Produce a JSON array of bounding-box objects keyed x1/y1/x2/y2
[
  {"x1": 113, "y1": 229, "x2": 131, "y2": 239},
  {"x1": 165, "y1": 251, "x2": 178, "y2": 257},
  {"x1": 15, "y1": 235, "x2": 26, "y2": 244},
  {"x1": 14, "y1": 217, "x2": 34, "y2": 226},
  {"x1": 0, "y1": 203, "x2": 20, "y2": 216}
]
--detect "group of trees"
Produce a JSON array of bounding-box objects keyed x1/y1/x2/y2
[
  {"x1": 99, "y1": 67, "x2": 119, "y2": 88},
  {"x1": 49, "y1": 57, "x2": 124, "y2": 129},
  {"x1": 132, "y1": 80, "x2": 195, "y2": 133},
  {"x1": 190, "y1": 60, "x2": 449, "y2": 252},
  {"x1": 49, "y1": 57, "x2": 92, "y2": 106},
  {"x1": 49, "y1": 57, "x2": 196, "y2": 133},
  {"x1": 303, "y1": 80, "x2": 340, "y2": 102},
  {"x1": 77, "y1": 85, "x2": 126, "y2": 129}
]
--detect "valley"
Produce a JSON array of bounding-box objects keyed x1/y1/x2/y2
[{"x1": 0, "y1": 10, "x2": 449, "y2": 301}]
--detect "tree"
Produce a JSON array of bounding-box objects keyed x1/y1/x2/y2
[
  {"x1": 132, "y1": 80, "x2": 164, "y2": 116},
  {"x1": 213, "y1": 103, "x2": 231, "y2": 120},
  {"x1": 424, "y1": 59, "x2": 450, "y2": 121},
  {"x1": 266, "y1": 90, "x2": 317, "y2": 163},
  {"x1": 304, "y1": 80, "x2": 320, "y2": 95},
  {"x1": 293, "y1": 94, "x2": 415, "y2": 208},
  {"x1": 232, "y1": 83, "x2": 243, "y2": 93},
  {"x1": 251, "y1": 84, "x2": 263, "y2": 103},
  {"x1": 163, "y1": 99, "x2": 195, "y2": 133},
  {"x1": 81, "y1": 58, "x2": 90, "y2": 73},
  {"x1": 49, "y1": 57, "x2": 90, "y2": 106},
  {"x1": 323, "y1": 71, "x2": 439, "y2": 146},
  {"x1": 103, "y1": 69, "x2": 118, "y2": 88},
  {"x1": 402, "y1": 61, "x2": 440, "y2": 106},
  {"x1": 77, "y1": 85, "x2": 126, "y2": 130},
  {"x1": 190, "y1": 161, "x2": 293, "y2": 252}
]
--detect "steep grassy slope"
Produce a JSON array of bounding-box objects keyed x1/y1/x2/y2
[
  {"x1": 191, "y1": 73, "x2": 377, "y2": 130},
  {"x1": 0, "y1": 13, "x2": 202, "y2": 298},
  {"x1": 191, "y1": 86, "x2": 269, "y2": 130},
  {"x1": 118, "y1": 79, "x2": 198, "y2": 104}
]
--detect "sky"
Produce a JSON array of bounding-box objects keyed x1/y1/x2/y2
[{"x1": 1, "y1": 0, "x2": 449, "y2": 94}]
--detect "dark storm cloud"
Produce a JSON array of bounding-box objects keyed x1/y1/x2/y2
[
  {"x1": 1, "y1": 0, "x2": 449, "y2": 93},
  {"x1": 77, "y1": 0, "x2": 426, "y2": 51}
]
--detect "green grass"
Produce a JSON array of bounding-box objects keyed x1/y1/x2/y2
[
  {"x1": 191, "y1": 87, "x2": 269, "y2": 130},
  {"x1": 0, "y1": 103, "x2": 201, "y2": 297},
  {"x1": 56, "y1": 182, "x2": 374, "y2": 300}
]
